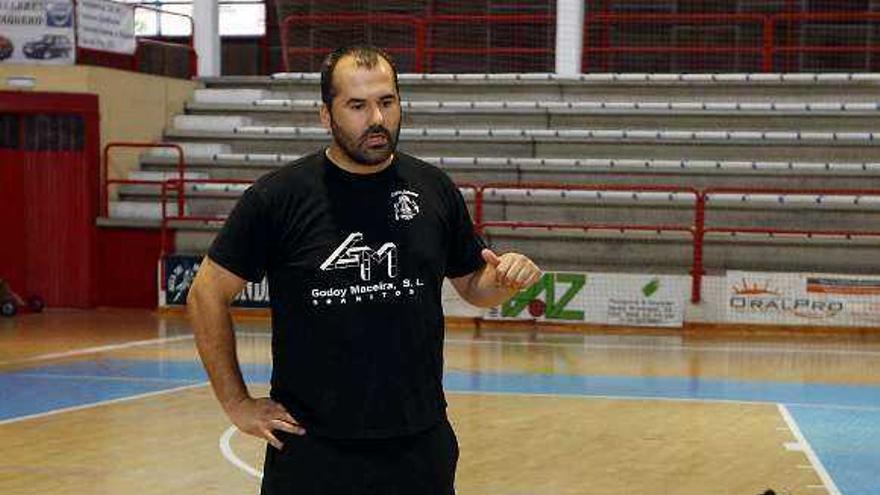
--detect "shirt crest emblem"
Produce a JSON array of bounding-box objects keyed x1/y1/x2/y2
[{"x1": 391, "y1": 190, "x2": 420, "y2": 221}]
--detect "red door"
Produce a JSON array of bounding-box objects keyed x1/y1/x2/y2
[{"x1": 0, "y1": 92, "x2": 100, "y2": 308}]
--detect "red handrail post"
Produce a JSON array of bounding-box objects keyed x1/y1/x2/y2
[
  {"x1": 259, "y1": 30, "x2": 269, "y2": 76},
  {"x1": 599, "y1": 15, "x2": 610, "y2": 72},
  {"x1": 101, "y1": 145, "x2": 109, "y2": 217},
  {"x1": 132, "y1": 44, "x2": 140, "y2": 72},
  {"x1": 474, "y1": 185, "x2": 484, "y2": 232},
  {"x1": 102, "y1": 142, "x2": 186, "y2": 217},
  {"x1": 414, "y1": 19, "x2": 427, "y2": 73},
  {"x1": 690, "y1": 192, "x2": 706, "y2": 304},
  {"x1": 281, "y1": 15, "x2": 291, "y2": 72},
  {"x1": 160, "y1": 180, "x2": 169, "y2": 259},
  {"x1": 188, "y1": 24, "x2": 197, "y2": 78},
  {"x1": 582, "y1": 21, "x2": 590, "y2": 73},
  {"x1": 762, "y1": 17, "x2": 775, "y2": 73},
  {"x1": 190, "y1": 49, "x2": 198, "y2": 79}
]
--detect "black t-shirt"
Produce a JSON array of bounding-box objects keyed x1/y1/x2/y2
[{"x1": 208, "y1": 150, "x2": 486, "y2": 439}]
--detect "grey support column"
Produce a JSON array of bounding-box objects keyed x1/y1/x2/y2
[
  {"x1": 194, "y1": 0, "x2": 221, "y2": 76},
  {"x1": 555, "y1": 0, "x2": 585, "y2": 76}
]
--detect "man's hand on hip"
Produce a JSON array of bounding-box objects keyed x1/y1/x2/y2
[{"x1": 226, "y1": 397, "x2": 306, "y2": 450}]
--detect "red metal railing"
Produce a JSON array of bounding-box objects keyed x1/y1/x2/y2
[
  {"x1": 583, "y1": 13, "x2": 770, "y2": 73},
  {"x1": 280, "y1": 13, "x2": 554, "y2": 73},
  {"x1": 476, "y1": 182, "x2": 701, "y2": 233},
  {"x1": 159, "y1": 178, "x2": 252, "y2": 262},
  {"x1": 477, "y1": 222, "x2": 701, "y2": 300},
  {"x1": 477, "y1": 183, "x2": 704, "y2": 301},
  {"x1": 584, "y1": 12, "x2": 880, "y2": 73},
  {"x1": 102, "y1": 142, "x2": 185, "y2": 217},
  {"x1": 422, "y1": 14, "x2": 555, "y2": 73},
  {"x1": 146, "y1": 179, "x2": 880, "y2": 304},
  {"x1": 74, "y1": 1, "x2": 197, "y2": 78},
  {"x1": 703, "y1": 186, "x2": 880, "y2": 197},
  {"x1": 697, "y1": 186, "x2": 880, "y2": 301},
  {"x1": 281, "y1": 14, "x2": 426, "y2": 73},
  {"x1": 704, "y1": 226, "x2": 880, "y2": 238}
]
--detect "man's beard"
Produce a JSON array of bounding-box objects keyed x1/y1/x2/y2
[{"x1": 330, "y1": 116, "x2": 400, "y2": 166}]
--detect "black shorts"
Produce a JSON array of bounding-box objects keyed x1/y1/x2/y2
[{"x1": 260, "y1": 418, "x2": 459, "y2": 495}]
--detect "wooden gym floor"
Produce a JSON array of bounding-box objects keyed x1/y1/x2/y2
[{"x1": 1, "y1": 309, "x2": 879, "y2": 495}]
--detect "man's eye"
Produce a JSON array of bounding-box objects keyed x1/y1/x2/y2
[
  {"x1": 382, "y1": 100, "x2": 394, "y2": 107},
  {"x1": 351, "y1": 103, "x2": 364, "y2": 110}
]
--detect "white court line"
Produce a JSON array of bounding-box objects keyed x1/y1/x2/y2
[
  {"x1": 0, "y1": 382, "x2": 208, "y2": 426},
  {"x1": 218, "y1": 392, "x2": 855, "y2": 483},
  {"x1": 218, "y1": 391, "x2": 775, "y2": 481},
  {"x1": 241, "y1": 376, "x2": 880, "y2": 412},
  {"x1": 778, "y1": 404, "x2": 842, "y2": 495},
  {"x1": 0, "y1": 334, "x2": 194, "y2": 367},
  {"x1": 240, "y1": 375, "x2": 880, "y2": 412},
  {"x1": 236, "y1": 331, "x2": 880, "y2": 357},
  {"x1": 220, "y1": 426, "x2": 263, "y2": 479},
  {"x1": 10, "y1": 372, "x2": 199, "y2": 385},
  {"x1": 446, "y1": 389, "x2": 880, "y2": 412},
  {"x1": 446, "y1": 339, "x2": 880, "y2": 358},
  {"x1": 447, "y1": 389, "x2": 773, "y2": 406}
]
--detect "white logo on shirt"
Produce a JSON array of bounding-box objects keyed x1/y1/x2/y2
[
  {"x1": 320, "y1": 232, "x2": 398, "y2": 282},
  {"x1": 391, "y1": 190, "x2": 420, "y2": 221}
]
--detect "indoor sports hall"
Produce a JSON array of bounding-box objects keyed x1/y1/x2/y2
[{"x1": 2, "y1": 1, "x2": 880, "y2": 495}]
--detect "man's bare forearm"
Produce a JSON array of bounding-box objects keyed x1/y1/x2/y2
[{"x1": 188, "y1": 286, "x2": 250, "y2": 414}]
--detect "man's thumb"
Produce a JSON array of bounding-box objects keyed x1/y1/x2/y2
[{"x1": 482, "y1": 248, "x2": 501, "y2": 266}]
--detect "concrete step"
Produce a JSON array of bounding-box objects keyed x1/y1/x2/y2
[
  {"x1": 165, "y1": 215, "x2": 880, "y2": 274},
  {"x1": 160, "y1": 127, "x2": 880, "y2": 162},
  {"x1": 198, "y1": 72, "x2": 880, "y2": 102},
  {"x1": 184, "y1": 99, "x2": 880, "y2": 131},
  {"x1": 109, "y1": 200, "x2": 182, "y2": 220},
  {"x1": 187, "y1": 98, "x2": 880, "y2": 114},
  {"x1": 172, "y1": 115, "x2": 253, "y2": 132},
  {"x1": 486, "y1": 226, "x2": 880, "y2": 274},
  {"x1": 192, "y1": 88, "x2": 271, "y2": 104},
  {"x1": 128, "y1": 170, "x2": 210, "y2": 181},
  {"x1": 143, "y1": 142, "x2": 232, "y2": 159},
  {"x1": 138, "y1": 156, "x2": 880, "y2": 189},
  {"x1": 138, "y1": 154, "x2": 880, "y2": 175}
]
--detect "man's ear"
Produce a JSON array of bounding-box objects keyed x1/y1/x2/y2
[{"x1": 320, "y1": 103, "x2": 331, "y2": 130}]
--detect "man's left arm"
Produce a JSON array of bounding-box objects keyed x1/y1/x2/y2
[{"x1": 450, "y1": 248, "x2": 542, "y2": 308}]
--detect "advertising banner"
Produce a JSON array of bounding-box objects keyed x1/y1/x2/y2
[
  {"x1": 0, "y1": 0, "x2": 75, "y2": 65},
  {"x1": 161, "y1": 255, "x2": 270, "y2": 308},
  {"x1": 726, "y1": 271, "x2": 880, "y2": 326},
  {"x1": 75, "y1": 0, "x2": 135, "y2": 54},
  {"x1": 485, "y1": 271, "x2": 690, "y2": 328}
]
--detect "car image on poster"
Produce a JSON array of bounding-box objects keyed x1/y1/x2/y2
[{"x1": 23, "y1": 34, "x2": 73, "y2": 59}]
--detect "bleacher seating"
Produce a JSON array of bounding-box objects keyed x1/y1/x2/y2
[{"x1": 102, "y1": 71, "x2": 880, "y2": 274}]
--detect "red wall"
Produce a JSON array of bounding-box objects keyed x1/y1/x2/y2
[
  {"x1": 97, "y1": 227, "x2": 173, "y2": 308},
  {"x1": 0, "y1": 92, "x2": 100, "y2": 308},
  {"x1": 0, "y1": 148, "x2": 27, "y2": 293}
]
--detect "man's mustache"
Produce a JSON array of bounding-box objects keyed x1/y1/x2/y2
[{"x1": 361, "y1": 125, "x2": 392, "y2": 141}]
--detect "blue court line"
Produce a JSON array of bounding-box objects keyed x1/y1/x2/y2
[
  {"x1": 442, "y1": 371, "x2": 880, "y2": 409},
  {"x1": 1, "y1": 359, "x2": 878, "y2": 494}
]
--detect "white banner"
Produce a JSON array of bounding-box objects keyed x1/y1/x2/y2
[
  {"x1": 485, "y1": 271, "x2": 690, "y2": 328},
  {"x1": 725, "y1": 270, "x2": 880, "y2": 327},
  {"x1": 75, "y1": 0, "x2": 135, "y2": 54},
  {"x1": 0, "y1": 0, "x2": 75, "y2": 65}
]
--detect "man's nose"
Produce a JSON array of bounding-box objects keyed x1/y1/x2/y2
[{"x1": 368, "y1": 103, "x2": 384, "y2": 126}]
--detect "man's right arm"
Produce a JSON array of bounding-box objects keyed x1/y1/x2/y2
[{"x1": 187, "y1": 257, "x2": 305, "y2": 449}]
